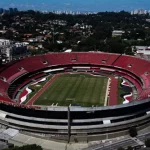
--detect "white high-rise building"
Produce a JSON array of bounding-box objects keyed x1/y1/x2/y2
[
  {"x1": 0, "y1": 39, "x2": 29, "y2": 63},
  {"x1": 134, "y1": 9, "x2": 139, "y2": 14},
  {"x1": 131, "y1": 11, "x2": 134, "y2": 15},
  {"x1": 0, "y1": 39, "x2": 12, "y2": 46}
]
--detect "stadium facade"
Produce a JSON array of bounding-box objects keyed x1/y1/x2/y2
[{"x1": 0, "y1": 52, "x2": 150, "y2": 142}]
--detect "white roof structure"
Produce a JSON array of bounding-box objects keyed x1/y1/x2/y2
[
  {"x1": 123, "y1": 100, "x2": 129, "y2": 104},
  {"x1": 56, "y1": 40, "x2": 63, "y2": 44},
  {"x1": 65, "y1": 49, "x2": 72, "y2": 53},
  {"x1": 146, "y1": 111, "x2": 150, "y2": 114},
  {"x1": 0, "y1": 111, "x2": 6, "y2": 118},
  {"x1": 135, "y1": 46, "x2": 150, "y2": 55},
  {"x1": 0, "y1": 128, "x2": 19, "y2": 140},
  {"x1": 112, "y1": 30, "x2": 125, "y2": 33},
  {"x1": 103, "y1": 120, "x2": 111, "y2": 124},
  {"x1": 3, "y1": 128, "x2": 19, "y2": 137},
  {"x1": 112, "y1": 30, "x2": 125, "y2": 37}
]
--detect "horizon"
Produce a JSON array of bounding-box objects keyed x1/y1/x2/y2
[{"x1": 0, "y1": 0, "x2": 150, "y2": 12}]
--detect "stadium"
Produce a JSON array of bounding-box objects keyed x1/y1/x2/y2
[{"x1": 0, "y1": 52, "x2": 150, "y2": 143}]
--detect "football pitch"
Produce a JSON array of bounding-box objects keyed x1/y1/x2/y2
[{"x1": 34, "y1": 74, "x2": 108, "y2": 107}]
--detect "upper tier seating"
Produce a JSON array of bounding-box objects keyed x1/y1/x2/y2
[
  {"x1": 44, "y1": 53, "x2": 78, "y2": 65},
  {"x1": 0, "y1": 60, "x2": 20, "y2": 73},
  {"x1": 0, "y1": 95, "x2": 12, "y2": 103},
  {"x1": 115, "y1": 71, "x2": 143, "y2": 94},
  {"x1": 77, "y1": 52, "x2": 110, "y2": 64},
  {"x1": 44, "y1": 52, "x2": 119, "y2": 66},
  {"x1": 0, "y1": 60, "x2": 28, "y2": 82},
  {"x1": 19, "y1": 56, "x2": 49, "y2": 72},
  {"x1": 138, "y1": 88, "x2": 150, "y2": 100},
  {"x1": 107, "y1": 54, "x2": 121, "y2": 65},
  {"x1": 0, "y1": 80, "x2": 9, "y2": 96},
  {"x1": 141, "y1": 74, "x2": 150, "y2": 89},
  {"x1": 113, "y1": 55, "x2": 149, "y2": 76}
]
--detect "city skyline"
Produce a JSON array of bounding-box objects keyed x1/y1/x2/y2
[{"x1": 0, "y1": 0, "x2": 150, "y2": 12}]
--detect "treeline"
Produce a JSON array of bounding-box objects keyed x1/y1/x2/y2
[
  {"x1": 4, "y1": 144, "x2": 42, "y2": 150},
  {"x1": 1, "y1": 10, "x2": 150, "y2": 55}
]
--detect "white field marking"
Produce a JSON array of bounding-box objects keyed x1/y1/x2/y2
[
  {"x1": 35, "y1": 85, "x2": 41, "y2": 87},
  {"x1": 123, "y1": 100, "x2": 129, "y2": 104},
  {"x1": 31, "y1": 77, "x2": 47, "y2": 85},
  {"x1": 123, "y1": 92, "x2": 132, "y2": 104},
  {"x1": 104, "y1": 78, "x2": 111, "y2": 106},
  {"x1": 20, "y1": 87, "x2": 32, "y2": 104},
  {"x1": 121, "y1": 79, "x2": 130, "y2": 87}
]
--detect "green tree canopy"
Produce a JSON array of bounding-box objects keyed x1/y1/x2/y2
[
  {"x1": 145, "y1": 138, "x2": 150, "y2": 147},
  {"x1": 129, "y1": 127, "x2": 137, "y2": 137},
  {"x1": 117, "y1": 147, "x2": 125, "y2": 150},
  {"x1": 127, "y1": 146, "x2": 133, "y2": 150},
  {"x1": 4, "y1": 144, "x2": 42, "y2": 150}
]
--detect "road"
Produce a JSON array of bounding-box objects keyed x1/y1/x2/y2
[{"x1": 83, "y1": 132, "x2": 150, "y2": 150}]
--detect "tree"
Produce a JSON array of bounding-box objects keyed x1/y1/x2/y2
[
  {"x1": 4, "y1": 30, "x2": 14, "y2": 40},
  {"x1": 117, "y1": 147, "x2": 125, "y2": 150},
  {"x1": 129, "y1": 127, "x2": 137, "y2": 137},
  {"x1": 125, "y1": 47, "x2": 134, "y2": 55},
  {"x1": 127, "y1": 146, "x2": 133, "y2": 150},
  {"x1": 108, "y1": 37, "x2": 126, "y2": 54},
  {"x1": 4, "y1": 144, "x2": 42, "y2": 150},
  {"x1": 145, "y1": 138, "x2": 150, "y2": 147}
]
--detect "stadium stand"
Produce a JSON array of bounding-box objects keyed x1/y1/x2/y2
[
  {"x1": 19, "y1": 56, "x2": 48, "y2": 72},
  {"x1": 0, "y1": 80, "x2": 9, "y2": 96},
  {"x1": 137, "y1": 88, "x2": 150, "y2": 100},
  {"x1": 141, "y1": 74, "x2": 150, "y2": 88},
  {"x1": 107, "y1": 54, "x2": 121, "y2": 65},
  {"x1": 0, "y1": 52, "x2": 150, "y2": 141},
  {"x1": 113, "y1": 55, "x2": 149, "y2": 76},
  {"x1": 8, "y1": 72, "x2": 46, "y2": 99},
  {"x1": 111, "y1": 54, "x2": 122, "y2": 65},
  {"x1": 109, "y1": 77, "x2": 118, "y2": 106},
  {"x1": 3, "y1": 52, "x2": 150, "y2": 102}
]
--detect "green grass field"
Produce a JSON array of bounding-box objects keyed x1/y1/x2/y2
[{"x1": 34, "y1": 74, "x2": 108, "y2": 107}]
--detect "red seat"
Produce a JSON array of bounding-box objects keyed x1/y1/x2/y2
[{"x1": 109, "y1": 77, "x2": 118, "y2": 106}]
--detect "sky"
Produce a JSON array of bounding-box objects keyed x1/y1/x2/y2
[{"x1": 0, "y1": 0, "x2": 150, "y2": 12}]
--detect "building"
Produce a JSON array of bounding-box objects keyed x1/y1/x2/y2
[
  {"x1": 0, "y1": 39, "x2": 29, "y2": 64},
  {"x1": 112, "y1": 30, "x2": 125, "y2": 37},
  {"x1": 12, "y1": 42, "x2": 30, "y2": 60},
  {"x1": 9, "y1": 8, "x2": 14, "y2": 13},
  {"x1": 0, "y1": 8, "x2": 3, "y2": 14},
  {"x1": 13, "y1": 8, "x2": 18, "y2": 13},
  {"x1": 146, "y1": 19, "x2": 150, "y2": 23},
  {"x1": 0, "y1": 39, "x2": 11, "y2": 46},
  {"x1": 131, "y1": 9, "x2": 149, "y2": 15},
  {"x1": 133, "y1": 9, "x2": 139, "y2": 15},
  {"x1": 133, "y1": 46, "x2": 150, "y2": 55},
  {"x1": 132, "y1": 46, "x2": 150, "y2": 60},
  {"x1": 8, "y1": 8, "x2": 18, "y2": 14}
]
